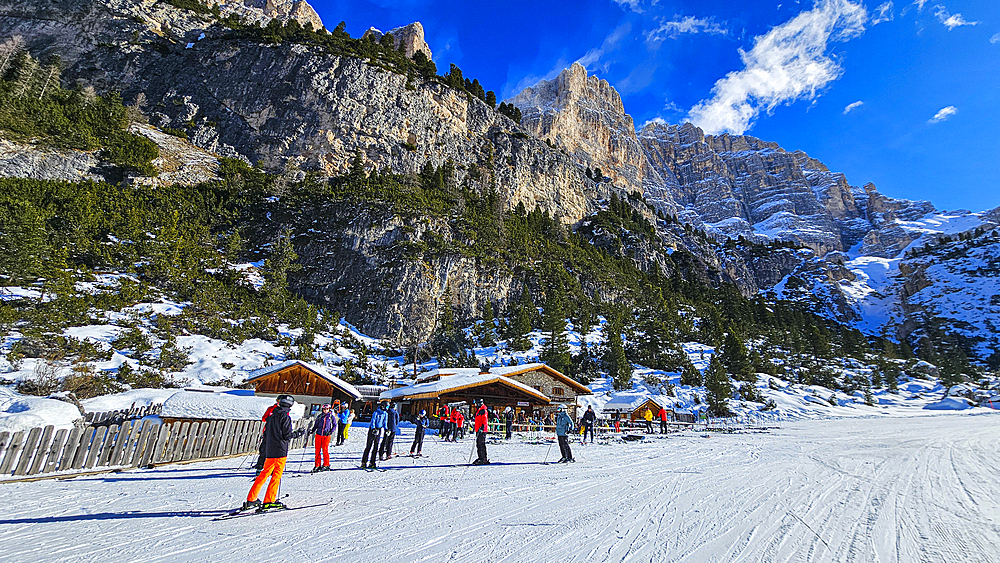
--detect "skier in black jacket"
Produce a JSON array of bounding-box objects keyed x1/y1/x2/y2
[
  {"x1": 504, "y1": 407, "x2": 514, "y2": 440},
  {"x1": 581, "y1": 405, "x2": 596, "y2": 444},
  {"x1": 410, "y1": 409, "x2": 428, "y2": 455},
  {"x1": 244, "y1": 395, "x2": 301, "y2": 511}
]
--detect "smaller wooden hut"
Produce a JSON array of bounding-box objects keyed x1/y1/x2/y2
[
  {"x1": 245, "y1": 360, "x2": 362, "y2": 416},
  {"x1": 602, "y1": 395, "x2": 669, "y2": 422}
]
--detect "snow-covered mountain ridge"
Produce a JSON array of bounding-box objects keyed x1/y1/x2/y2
[{"x1": 508, "y1": 64, "x2": 999, "y2": 362}]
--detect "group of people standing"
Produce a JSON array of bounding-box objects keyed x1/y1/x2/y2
[
  {"x1": 436, "y1": 404, "x2": 466, "y2": 442},
  {"x1": 641, "y1": 406, "x2": 672, "y2": 434},
  {"x1": 361, "y1": 401, "x2": 401, "y2": 468}
]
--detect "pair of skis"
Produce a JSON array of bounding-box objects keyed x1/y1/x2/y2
[{"x1": 213, "y1": 495, "x2": 329, "y2": 521}]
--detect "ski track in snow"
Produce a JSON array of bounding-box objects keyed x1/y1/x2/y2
[{"x1": 1, "y1": 414, "x2": 999, "y2": 562}]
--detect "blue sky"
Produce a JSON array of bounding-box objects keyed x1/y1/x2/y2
[{"x1": 312, "y1": 0, "x2": 999, "y2": 212}]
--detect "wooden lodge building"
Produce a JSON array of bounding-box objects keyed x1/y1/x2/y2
[
  {"x1": 380, "y1": 363, "x2": 591, "y2": 420},
  {"x1": 245, "y1": 360, "x2": 362, "y2": 416}
]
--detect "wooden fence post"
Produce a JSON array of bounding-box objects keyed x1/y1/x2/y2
[
  {"x1": 59, "y1": 427, "x2": 83, "y2": 471},
  {"x1": 141, "y1": 423, "x2": 164, "y2": 467},
  {"x1": 85, "y1": 426, "x2": 108, "y2": 469},
  {"x1": 130, "y1": 420, "x2": 153, "y2": 467},
  {"x1": 151, "y1": 423, "x2": 172, "y2": 464},
  {"x1": 13, "y1": 427, "x2": 43, "y2": 476},
  {"x1": 0, "y1": 431, "x2": 24, "y2": 475},
  {"x1": 97, "y1": 424, "x2": 120, "y2": 467},
  {"x1": 0, "y1": 432, "x2": 9, "y2": 467},
  {"x1": 109, "y1": 422, "x2": 130, "y2": 466},
  {"x1": 41, "y1": 428, "x2": 67, "y2": 474},
  {"x1": 72, "y1": 427, "x2": 95, "y2": 470}
]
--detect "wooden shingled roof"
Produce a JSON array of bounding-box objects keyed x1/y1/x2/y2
[{"x1": 245, "y1": 360, "x2": 362, "y2": 399}]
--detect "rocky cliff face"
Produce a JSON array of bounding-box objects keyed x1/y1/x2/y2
[
  {"x1": 509, "y1": 63, "x2": 678, "y2": 212},
  {"x1": 0, "y1": 0, "x2": 610, "y2": 224}
]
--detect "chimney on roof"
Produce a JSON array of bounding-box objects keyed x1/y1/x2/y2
[{"x1": 479, "y1": 364, "x2": 491, "y2": 375}]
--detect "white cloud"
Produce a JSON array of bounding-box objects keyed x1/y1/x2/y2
[
  {"x1": 872, "y1": 2, "x2": 894, "y2": 25},
  {"x1": 928, "y1": 105, "x2": 957, "y2": 123},
  {"x1": 687, "y1": 0, "x2": 868, "y2": 135},
  {"x1": 933, "y1": 5, "x2": 979, "y2": 30},
  {"x1": 574, "y1": 22, "x2": 633, "y2": 75},
  {"x1": 912, "y1": 0, "x2": 929, "y2": 11},
  {"x1": 991, "y1": 32, "x2": 1000, "y2": 44},
  {"x1": 613, "y1": 0, "x2": 644, "y2": 13},
  {"x1": 843, "y1": 100, "x2": 864, "y2": 114},
  {"x1": 646, "y1": 15, "x2": 728, "y2": 41}
]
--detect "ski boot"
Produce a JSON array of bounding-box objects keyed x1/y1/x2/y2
[
  {"x1": 240, "y1": 499, "x2": 262, "y2": 511},
  {"x1": 259, "y1": 501, "x2": 287, "y2": 512}
]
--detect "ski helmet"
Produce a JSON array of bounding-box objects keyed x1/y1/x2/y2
[
  {"x1": 420, "y1": 409, "x2": 426, "y2": 416},
  {"x1": 278, "y1": 395, "x2": 294, "y2": 407},
  {"x1": 557, "y1": 404, "x2": 566, "y2": 411}
]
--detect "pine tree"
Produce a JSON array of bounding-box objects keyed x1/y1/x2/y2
[
  {"x1": 509, "y1": 285, "x2": 534, "y2": 351},
  {"x1": 485, "y1": 90, "x2": 496, "y2": 108},
  {"x1": 540, "y1": 284, "x2": 572, "y2": 375},
  {"x1": 720, "y1": 329, "x2": 753, "y2": 382},
  {"x1": 37, "y1": 54, "x2": 61, "y2": 100},
  {"x1": 0, "y1": 35, "x2": 25, "y2": 78},
  {"x1": 12, "y1": 51, "x2": 39, "y2": 98},
  {"x1": 411, "y1": 50, "x2": 436, "y2": 77},
  {"x1": 431, "y1": 287, "x2": 465, "y2": 360},
  {"x1": 261, "y1": 229, "x2": 302, "y2": 310},
  {"x1": 704, "y1": 353, "x2": 732, "y2": 417},
  {"x1": 603, "y1": 313, "x2": 632, "y2": 390},
  {"x1": 348, "y1": 149, "x2": 366, "y2": 181},
  {"x1": 680, "y1": 355, "x2": 702, "y2": 387}
]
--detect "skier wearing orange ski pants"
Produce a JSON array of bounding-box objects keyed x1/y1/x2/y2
[{"x1": 244, "y1": 394, "x2": 297, "y2": 511}]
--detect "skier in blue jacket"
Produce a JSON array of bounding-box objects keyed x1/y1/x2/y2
[
  {"x1": 362, "y1": 402, "x2": 388, "y2": 469},
  {"x1": 379, "y1": 403, "x2": 400, "y2": 460},
  {"x1": 336, "y1": 405, "x2": 350, "y2": 446},
  {"x1": 554, "y1": 405, "x2": 575, "y2": 463}
]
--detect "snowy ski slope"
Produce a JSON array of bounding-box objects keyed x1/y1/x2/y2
[{"x1": 0, "y1": 413, "x2": 997, "y2": 562}]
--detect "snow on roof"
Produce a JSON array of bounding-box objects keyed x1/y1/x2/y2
[
  {"x1": 415, "y1": 363, "x2": 590, "y2": 394},
  {"x1": 416, "y1": 363, "x2": 546, "y2": 382},
  {"x1": 602, "y1": 393, "x2": 669, "y2": 412},
  {"x1": 160, "y1": 389, "x2": 305, "y2": 420},
  {"x1": 380, "y1": 371, "x2": 549, "y2": 403},
  {"x1": 0, "y1": 388, "x2": 83, "y2": 433},
  {"x1": 245, "y1": 360, "x2": 362, "y2": 399}
]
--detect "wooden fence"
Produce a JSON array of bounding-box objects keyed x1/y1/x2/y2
[
  {"x1": 0, "y1": 417, "x2": 314, "y2": 482},
  {"x1": 84, "y1": 404, "x2": 163, "y2": 425}
]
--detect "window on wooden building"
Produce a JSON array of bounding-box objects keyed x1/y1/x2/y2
[{"x1": 552, "y1": 386, "x2": 564, "y2": 396}]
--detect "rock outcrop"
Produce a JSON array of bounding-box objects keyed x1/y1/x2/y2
[
  {"x1": 0, "y1": 124, "x2": 218, "y2": 186},
  {"x1": 362, "y1": 22, "x2": 432, "y2": 60},
  {"x1": 0, "y1": 138, "x2": 103, "y2": 183}
]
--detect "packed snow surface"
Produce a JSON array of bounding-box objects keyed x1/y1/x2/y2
[
  {"x1": 1, "y1": 413, "x2": 997, "y2": 562},
  {"x1": 160, "y1": 389, "x2": 305, "y2": 420},
  {"x1": 0, "y1": 388, "x2": 81, "y2": 432}
]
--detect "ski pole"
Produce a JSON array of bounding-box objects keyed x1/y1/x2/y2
[
  {"x1": 543, "y1": 440, "x2": 554, "y2": 464},
  {"x1": 467, "y1": 440, "x2": 476, "y2": 464}
]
